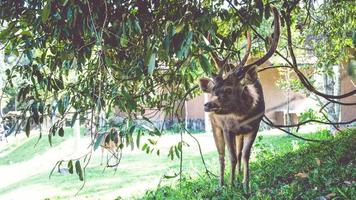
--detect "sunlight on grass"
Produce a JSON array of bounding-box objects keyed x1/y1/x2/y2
[{"x1": 0, "y1": 129, "x2": 74, "y2": 165}]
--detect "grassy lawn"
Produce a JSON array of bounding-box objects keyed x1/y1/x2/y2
[
  {"x1": 1, "y1": 128, "x2": 350, "y2": 199},
  {"x1": 0, "y1": 128, "x2": 75, "y2": 165},
  {"x1": 141, "y1": 129, "x2": 355, "y2": 200},
  {"x1": 0, "y1": 141, "x2": 217, "y2": 199}
]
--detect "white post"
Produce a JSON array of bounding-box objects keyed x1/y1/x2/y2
[
  {"x1": 204, "y1": 94, "x2": 212, "y2": 133},
  {"x1": 185, "y1": 100, "x2": 188, "y2": 130}
]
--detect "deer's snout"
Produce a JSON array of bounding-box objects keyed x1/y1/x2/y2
[{"x1": 204, "y1": 102, "x2": 218, "y2": 112}]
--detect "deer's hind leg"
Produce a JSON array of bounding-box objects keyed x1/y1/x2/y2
[{"x1": 213, "y1": 127, "x2": 225, "y2": 186}]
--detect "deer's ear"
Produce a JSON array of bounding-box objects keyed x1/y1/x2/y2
[
  {"x1": 199, "y1": 77, "x2": 214, "y2": 93},
  {"x1": 243, "y1": 65, "x2": 258, "y2": 85}
]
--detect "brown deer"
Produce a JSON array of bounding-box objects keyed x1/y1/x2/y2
[
  {"x1": 199, "y1": 6, "x2": 280, "y2": 191},
  {"x1": 99, "y1": 128, "x2": 122, "y2": 166}
]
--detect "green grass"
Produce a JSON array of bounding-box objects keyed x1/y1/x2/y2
[
  {"x1": 0, "y1": 141, "x2": 18, "y2": 154},
  {"x1": 0, "y1": 128, "x2": 74, "y2": 165},
  {"x1": 163, "y1": 129, "x2": 205, "y2": 135},
  {"x1": 0, "y1": 144, "x2": 217, "y2": 199},
  {"x1": 140, "y1": 129, "x2": 356, "y2": 200},
  {"x1": 1, "y1": 129, "x2": 354, "y2": 199}
]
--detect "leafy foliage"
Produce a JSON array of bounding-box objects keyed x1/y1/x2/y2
[
  {"x1": 0, "y1": 0, "x2": 353, "y2": 116},
  {"x1": 0, "y1": 0, "x2": 355, "y2": 175},
  {"x1": 0, "y1": 0, "x2": 286, "y2": 153},
  {"x1": 299, "y1": 1, "x2": 356, "y2": 66}
]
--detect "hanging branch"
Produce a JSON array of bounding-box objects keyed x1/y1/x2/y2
[
  {"x1": 175, "y1": 85, "x2": 217, "y2": 178},
  {"x1": 226, "y1": 0, "x2": 356, "y2": 102},
  {"x1": 222, "y1": 0, "x2": 356, "y2": 138},
  {"x1": 262, "y1": 116, "x2": 329, "y2": 142}
]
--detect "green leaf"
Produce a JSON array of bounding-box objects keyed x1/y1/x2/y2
[
  {"x1": 128, "y1": 125, "x2": 136, "y2": 135},
  {"x1": 153, "y1": 128, "x2": 162, "y2": 136},
  {"x1": 175, "y1": 23, "x2": 184, "y2": 33},
  {"x1": 163, "y1": 173, "x2": 179, "y2": 179},
  {"x1": 0, "y1": 26, "x2": 11, "y2": 40},
  {"x1": 337, "y1": 187, "x2": 349, "y2": 199},
  {"x1": 197, "y1": 42, "x2": 213, "y2": 51},
  {"x1": 119, "y1": 35, "x2": 128, "y2": 47},
  {"x1": 177, "y1": 31, "x2": 193, "y2": 59},
  {"x1": 147, "y1": 52, "x2": 156, "y2": 75},
  {"x1": 199, "y1": 55, "x2": 212, "y2": 75},
  {"x1": 62, "y1": 0, "x2": 69, "y2": 6},
  {"x1": 42, "y1": 1, "x2": 52, "y2": 23},
  {"x1": 25, "y1": 117, "x2": 31, "y2": 137},
  {"x1": 31, "y1": 102, "x2": 40, "y2": 124},
  {"x1": 163, "y1": 36, "x2": 171, "y2": 50},
  {"x1": 68, "y1": 160, "x2": 73, "y2": 174},
  {"x1": 148, "y1": 139, "x2": 157, "y2": 145},
  {"x1": 58, "y1": 95, "x2": 70, "y2": 115},
  {"x1": 142, "y1": 143, "x2": 148, "y2": 151},
  {"x1": 75, "y1": 160, "x2": 84, "y2": 181},
  {"x1": 49, "y1": 161, "x2": 62, "y2": 179},
  {"x1": 94, "y1": 133, "x2": 105, "y2": 151},
  {"x1": 70, "y1": 112, "x2": 79, "y2": 127},
  {"x1": 48, "y1": 132, "x2": 53, "y2": 146},
  {"x1": 141, "y1": 116, "x2": 155, "y2": 125},
  {"x1": 67, "y1": 7, "x2": 73, "y2": 21},
  {"x1": 55, "y1": 78, "x2": 64, "y2": 90},
  {"x1": 125, "y1": 134, "x2": 130, "y2": 147},
  {"x1": 130, "y1": 137, "x2": 134, "y2": 150},
  {"x1": 168, "y1": 147, "x2": 174, "y2": 160},
  {"x1": 136, "y1": 131, "x2": 141, "y2": 148},
  {"x1": 133, "y1": 19, "x2": 141, "y2": 33},
  {"x1": 20, "y1": 30, "x2": 32, "y2": 37},
  {"x1": 38, "y1": 101, "x2": 45, "y2": 114},
  {"x1": 174, "y1": 146, "x2": 180, "y2": 158},
  {"x1": 58, "y1": 127, "x2": 64, "y2": 137},
  {"x1": 26, "y1": 50, "x2": 33, "y2": 63},
  {"x1": 57, "y1": 99, "x2": 64, "y2": 115}
]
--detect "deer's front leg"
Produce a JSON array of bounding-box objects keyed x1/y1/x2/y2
[
  {"x1": 242, "y1": 131, "x2": 257, "y2": 192},
  {"x1": 235, "y1": 134, "x2": 244, "y2": 177},
  {"x1": 224, "y1": 131, "x2": 237, "y2": 186},
  {"x1": 213, "y1": 127, "x2": 225, "y2": 186}
]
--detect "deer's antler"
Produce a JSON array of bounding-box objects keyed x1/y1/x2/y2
[
  {"x1": 235, "y1": 5, "x2": 280, "y2": 75},
  {"x1": 202, "y1": 33, "x2": 229, "y2": 71},
  {"x1": 237, "y1": 31, "x2": 252, "y2": 68}
]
